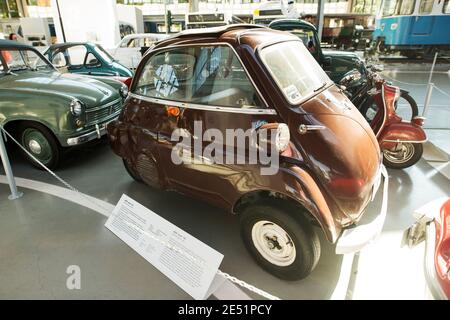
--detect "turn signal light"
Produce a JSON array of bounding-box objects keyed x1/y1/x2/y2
[
  {"x1": 167, "y1": 106, "x2": 180, "y2": 117},
  {"x1": 329, "y1": 178, "x2": 366, "y2": 196}
]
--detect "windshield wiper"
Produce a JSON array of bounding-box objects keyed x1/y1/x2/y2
[{"x1": 314, "y1": 82, "x2": 327, "y2": 92}]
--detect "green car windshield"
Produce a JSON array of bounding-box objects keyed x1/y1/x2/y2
[
  {"x1": 259, "y1": 40, "x2": 331, "y2": 105},
  {"x1": 0, "y1": 48, "x2": 54, "y2": 74}
]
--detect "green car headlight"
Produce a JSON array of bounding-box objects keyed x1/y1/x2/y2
[{"x1": 70, "y1": 99, "x2": 83, "y2": 116}]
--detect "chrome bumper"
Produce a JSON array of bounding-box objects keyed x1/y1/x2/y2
[
  {"x1": 66, "y1": 119, "x2": 115, "y2": 146},
  {"x1": 335, "y1": 165, "x2": 389, "y2": 255}
]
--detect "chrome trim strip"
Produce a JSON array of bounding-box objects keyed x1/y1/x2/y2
[
  {"x1": 298, "y1": 124, "x2": 326, "y2": 134},
  {"x1": 129, "y1": 93, "x2": 277, "y2": 115},
  {"x1": 132, "y1": 42, "x2": 270, "y2": 110},
  {"x1": 383, "y1": 139, "x2": 428, "y2": 144},
  {"x1": 424, "y1": 222, "x2": 448, "y2": 300},
  {"x1": 86, "y1": 98, "x2": 122, "y2": 113}
]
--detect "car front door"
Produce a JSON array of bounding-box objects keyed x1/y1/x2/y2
[{"x1": 132, "y1": 44, "x2": 278, "y2": 208}]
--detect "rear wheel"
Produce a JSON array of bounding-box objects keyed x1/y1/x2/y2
[
  {"x1": 383, "y1": 143, "x2": 423, "y2": 169},
  {"x1": 19, "y1": 123, "x2": 61, "y2": 170},
  {"x1": 240, "y1": 202, "x2": 321, "y2": 281}
]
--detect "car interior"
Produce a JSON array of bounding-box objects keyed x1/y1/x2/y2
[{"x1": 135, "y1": 46, "x2": 264, "y2": 109}]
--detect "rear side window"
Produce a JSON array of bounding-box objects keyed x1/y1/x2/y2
[
  {"x1": 134, "y1": 45, "x2": 264, "y2": 109},
  {"x1": 66, "y1": 45, "x2": 87, "y2": 66}
]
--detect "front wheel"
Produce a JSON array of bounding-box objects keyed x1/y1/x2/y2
[
  {"x1": 19, "y1": 123, "x2": 61, "y2": 170},
  {"x1": 383, "y1": 143, "x2": 423, "y2": 169},
  {"x1": 240, "y1": 202, "x2": 321, "y2": 281}
]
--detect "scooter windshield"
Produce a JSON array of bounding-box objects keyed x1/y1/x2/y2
[{"x1": 259, "y1": 40, "x2": 331, "y2": 105}]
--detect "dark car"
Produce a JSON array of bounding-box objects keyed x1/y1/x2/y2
[{"x1": 107, "y1": 25, "x2": 388, "y2": 280}]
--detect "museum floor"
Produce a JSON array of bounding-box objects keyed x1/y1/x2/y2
[{"x1": 0, "y1": 66, "x2": 449, "y2": 300}]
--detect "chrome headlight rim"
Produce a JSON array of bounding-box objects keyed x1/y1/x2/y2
[
  {"x1": 70, "y1": 99, "x2": 84, "y2": 117},
  {"x1": 120, "y1": 85, "x2": 129, "y2": 98}
]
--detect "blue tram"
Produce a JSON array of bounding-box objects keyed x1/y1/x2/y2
[{"x1": 372, "y1": 0, "x2": 450, "y2": 57}]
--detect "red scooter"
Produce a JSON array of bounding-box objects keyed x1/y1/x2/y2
[{"x1": 342, "y1": 69, "x2": 427, "y2": 169}]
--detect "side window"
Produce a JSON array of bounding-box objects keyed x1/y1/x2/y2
[
  {"x1": 419, "y1": 0, "x2": 434, "y2": 14},
  {"x1": 134, "y1": 46, "x2": 264, "y2": 109},
  {"x1": 127, "y1": 39, "x2": 139, "y2": 48},
  {"x1": 85, "y1": 52, "x2": 99, "y2": 67},
  {"x1": 52, "y1": 51, "x2": 67, "y2": 68},
  {"x1": 397, "y1": 0, "x2": 415, "y2": 15},
  {"x1": 66, "y1": 45, "x2": 88, "y2": 66},
  {"x1": 143, "y1": 38, "x2": 154, "y2": 47},
  {"x1": 444, "y1": 0, "x2": 450, "y2": 13}
]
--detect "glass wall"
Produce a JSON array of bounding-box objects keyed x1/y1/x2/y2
[
  {"x1": 0, "y1": 0, "x2": 20, "y2": 18},
  {"x1": 352, "y1": 0, "x2": 381, "y2": 14}
]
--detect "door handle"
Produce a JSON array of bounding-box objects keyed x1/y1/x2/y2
[{"x1": 298, "y1": 124, "x2": 326, "y2": 135}]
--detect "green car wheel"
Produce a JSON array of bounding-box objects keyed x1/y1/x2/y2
[{"x1": 19, "y1": 123, "x2": 61, "y2": 170}]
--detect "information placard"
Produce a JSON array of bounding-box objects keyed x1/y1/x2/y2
[{"x1": 105, "y1": 194, "x2": 224, "y2": 300}]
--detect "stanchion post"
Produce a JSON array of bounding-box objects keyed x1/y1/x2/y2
[
  {"x1": 422, "y1": 83, "x2": 434, "y2": 117},
  {"x1": 423, "y1": 52, "x2": 438, "y2": 117},
  {"x1": 0, "y1": 127, "x2": 23, "y2": 200}
]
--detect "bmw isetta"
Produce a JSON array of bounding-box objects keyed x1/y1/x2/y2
[{"x1": 107, "y1": 25, "x2": 388, "y2": 280}]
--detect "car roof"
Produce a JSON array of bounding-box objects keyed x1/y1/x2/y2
[
  {"x1": 122, "y1": 33, "x2": 169, "y2": 40},
  {"x1": 48, "y1": 42, "x2": 97, "y2": 50},
  {"x1": 153, "y1": 24, "x2": 297, "y2": 52},
  {"x1": 0, "y1": 39, "x2": 34, "y2": 49}
]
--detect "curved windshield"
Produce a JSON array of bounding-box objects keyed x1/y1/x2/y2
[
  {"x1": 0, "y1": 48, "x2": 54, "y2": 73},
  {"x1": 259, "y1": 40, "x2": 331, "y2": 105}
]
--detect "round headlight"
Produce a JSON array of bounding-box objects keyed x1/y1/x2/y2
[
  {"x1": 120, "y1": 85, "x2": 129, "y2": 98},
  {"x1": 70, "y1": 100, "x2": 83, "y2": 116},
  {"x1": 274, "y1": 123, "x2": 290, "y2": 153}
]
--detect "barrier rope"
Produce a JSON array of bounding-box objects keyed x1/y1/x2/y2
[
  {"x1": 432, "y1": 84, "x2": 450, "y2": 99},
  {"x1": 0, "y1": 125, "x2": 281, "y2": 300},
  {"x1": 381, "y1": 72, "x2": 428, "y2": 86}
]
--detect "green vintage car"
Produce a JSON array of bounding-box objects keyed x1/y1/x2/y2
[
  {"x1": 269, "y1": 19, "x2": 364, "y2": 83},
  {"x1": 0, "y1": 40, "x2": 129, "y2": 169}
]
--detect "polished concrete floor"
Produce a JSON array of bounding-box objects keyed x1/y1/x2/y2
[{"x1": 0, "y1": 65, "x2": 449, "y2": 300}]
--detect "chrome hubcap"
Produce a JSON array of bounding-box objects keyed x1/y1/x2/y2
[
  {"x1": 383, "y1": 143, "x2": 415, "y2": 164},
  {"x1": 28, "y1": 139, "x2": 42, "y2": 154},
  {"x1": 251, "y1": 221, "x2": 296, "y2": 267}
]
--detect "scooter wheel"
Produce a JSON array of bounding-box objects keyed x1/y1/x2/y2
[{"x1": 383, "y1": 143, "x2": 423, "y2": 169}]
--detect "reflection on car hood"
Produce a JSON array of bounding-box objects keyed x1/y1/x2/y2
[{"x1": 0, "y1": 70, "x2": 120, "y2": 107}]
